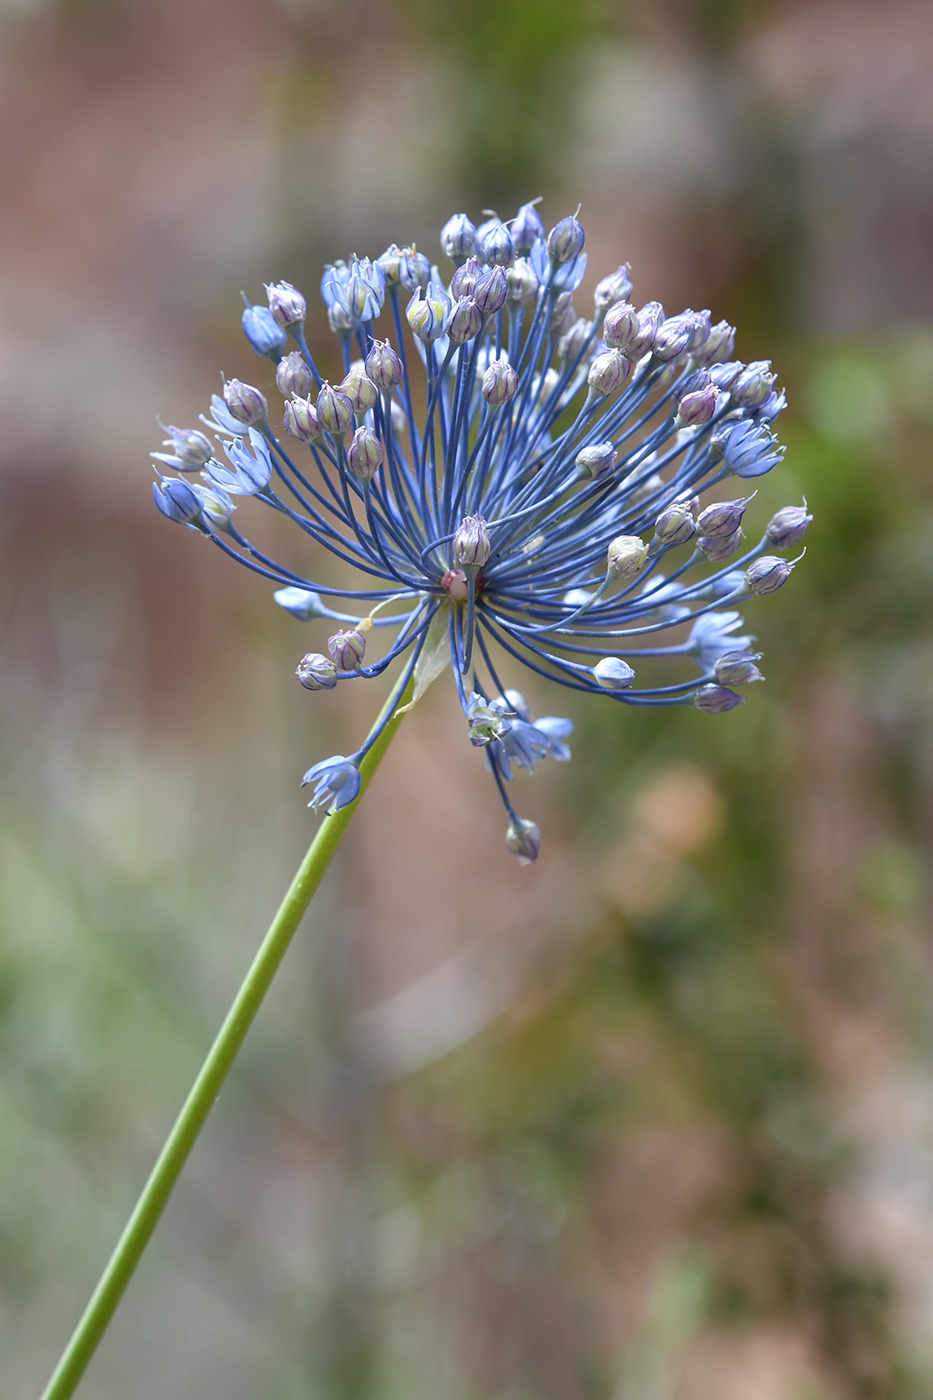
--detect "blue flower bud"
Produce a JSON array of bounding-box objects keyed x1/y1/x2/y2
[
  {"x1": 473, "y1": 266, "x2": 509, "y2": 316},
  {"x1": 654, "y1": 503, "x2": 696, "y2": 545},
  {"x1": 446, "y1": 296, "x2": 483, "y2": 345},
  {"x1": 511, "y1": 202, "x2": 546, "y2": 254},
  {"x1": 593, "y1": 657, "x2": 636, "y2": 689},
  {"x1": 714, "y1": 651, "x2": 765, "y2": 685},
  {"x1": 744, "y1": 555, "x2": 796, "y2": 595},
  {"x1": 482, "y1": 221, "x2": 515, "y2": 267},
  {"x1": 398, "y1": 246, "x2": 432, "y2": 292},
  {"x1": 575, "y1": 441, "x2": 617, "y2": 478},
  {"x1": 151, "y1": 424, "x2": 214, "y2": 472},
  {"x1": 507, "y1": 258, "x2": 539, "y2": 303},
  {"x1": 607, "y1": 534, "x2": 649, "y2": 579},
  {"x1": 302, "y1": 755, "x2": 361, "y2": 812},
  {"x1": 693, "y1": 684, "x2": 745, "y2": 713},
  {"x1": 594, "y1": 264, "x2": 633, "y2": 312},
  {"x1": 451, "y1": 256, "x2": 482, "y2": 299},
  {"x1": 265, "y1": 280, "x2": 307, "y2": 328},
  {"x1": 328, "y1": 628, "x2": 367, "y2": 670},
  {"x1": 440, "y1": 212, "x2": 477, "y2": 262},
  {"x1": 276, "y1": 350, "x2": 314, "y2": 398},
  {"x1": 482, "y1": 358, "x2": 518, "y2": 407},
  {"x1": 696, "y1": 496, "x2": 751, "y2": 538},
  {"x1": 346, "y1": 426, "x2": 385, "y2": 481},
  {"x1": 505, "y1": 816, "x2": 541, "y2": 865},
  {"x1": 365, "y1": 339, "x2": 403, "y2": 391},
  {"x1": 316, "y1": 383, "x2": 354, "y2": 435},
  {"x1": 153, "y1": 477, "x2": 201, "y2": 524},
  {"x1": 283, "y1": 396, "x2": 325, "y2": 444},
  {"x1": 766, "y1": 504, "x2": 811, "y2": 548},
  {"x1": 296, "y1": 652, "x2": 338, "y2": 689},
  {"x1": 223, "y1": 378, "x2": 267, "y2": 426},
  {"x1": 547, "y1": 214, "x2": 585, "y2": 263},
  {"x1": 699, "y1": 529, "x2": 743, "y2": 563},
  {"x1": 275, "y1": 587, "x2": 326, "y2": 620},
  {"x1": 340, "y1": 364, "x2": 379, "y2": 414},
  {"x1": 588, "y1": 349, "x2": 631, "y2": 396},
  {"x1": 242, "y1": 303, "x2": 287, "y2": 359},
  {"x1": 453, "y1": 513, "x2": 490, "y2": 567}
]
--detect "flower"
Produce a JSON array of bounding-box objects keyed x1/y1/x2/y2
[{"x1": 150, "y1": 204, "x2": 805, "y2": 862}]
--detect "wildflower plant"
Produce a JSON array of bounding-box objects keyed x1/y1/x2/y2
[{"x1": 42, "y1": 203, "x2": 809, "y2": 1399}]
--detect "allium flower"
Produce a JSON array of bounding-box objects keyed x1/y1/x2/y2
[{"x1": 150, "y1": 204, "x2": 808, "y2": 861}]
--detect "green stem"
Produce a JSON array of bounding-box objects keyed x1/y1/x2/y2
[{"x1": 40, "y1": 677, "x2": 413, "y2": 1400}]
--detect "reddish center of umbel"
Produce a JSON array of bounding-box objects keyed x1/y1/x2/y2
[{"x1": 442, "y1": 568, "x2": 486, "y2": 601}]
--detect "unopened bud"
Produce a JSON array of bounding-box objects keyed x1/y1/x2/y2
[
  {"x1": 607, "y1": 534, "x2": 649, "y2": 579},
  {"x1": 472, "y1": 266, "x2": 509, "y2": 316},
  {"x1": 398, "y1": 247, "x2": 432, "y2": 292},
  {"x1": 453, "y1": 513, "x2": 490, "y2": 567},
  {"x1": 328, "y1": 628, "x2": 367, "y2": 671},
  {"x1": 296, "y1": 652, "x2": 338, "y2": 690},
  {"x1": 731, "y1": 360, "x2": 775, "y2": 409},
  {"x1": 265, "y1": 280, "x2": 306, "y2": 328},
  {"x1": 766, "y1": 504, "x2": 812, "y2": 548},
  {"x1": 696, "y1": 496, "x2": 750, "y2": 539},
  {"x1": 699, "y1": 529, "x2": 743, "y2": 563},
  {"x1": 744, "y1": 555, "x2": 796, "y2": 595},
  {"x1": 714, "y1": 652, "x2": 765, "y2": 685},
  {"x1": 677, "y1": 384, "x2": 720, "y2": 427},
  {"x1": 593, "y1": 657, "x2": 636, "y2": 689},
  {"x1": 482, "y1": 221, "x2": 515, "y2": 267},
  {"x1": 153, "y1": 477, "x2": 201, "y2": 524},
  {"x1": 693, "y1": 684, "x2": 745, "y2": 713},
  {"x1": 511, "y1": 202, "x2": 546, "y2": 254},
  {"x1": 406, "y1": 289, "x2": 445, "y2": 341},
  {"x1": 594, "y1": 264, "x2": 633, "y2": 312},
  {"x1": 507, "y1": 257, "x2": 539, "y2": 303},
  {"x1": 276, "y1": 350, "x2": 314, "y2": 398},
  {"x1": 576, "y1": 442, "x2": 617, "y2": 478},
  {"x1": 550, "y1": 291, "x2": 576, "y2": 337},
  {"x1": 506, "y1": 816, "x2": 541, "y2": 865},
  {"x1": 654, "y1": 503, "x2": 696, "y2": 545},
  {"x1": 693, "y1": 319, "x2": 736, "y2": 366},
  {"x1": 547, "y1": 215, "x2": 585, "y2": 263},
  {"x1": 558, "y1": 317, "x2": 593, "y2": 363},
  {"x1": 242, "y1": 303, "x2": 287, "y2": 359},
  {"x1": 652, "y1": 315, "x2": 694, "y2": 363},
  {"x1": 223, "y1": 378, "x2": 267, "y2": 426},
  {"x1": 588, "y1": 349, "x2": 632, "y2": 396},
  {"x1": 316, "y1": 383, "x2": 354, "y2": 436},
  {"x1": 440, "y1": 212, "x2": 477, "y2": 262},
  {"x1": 275, "y1": 587, "x2": 326, "y2": 620},
  {"x1": 451, "y1": 256, "x2": 482, "y2": 299},
  {"x1": 284, "y1": 396, "x2": 325, "y2": 444},
  {"x1": 602, "y1": 301, "x2": 639, "y2": 350},
  {"x1": 346, "y1": 426, "x2": 385, "y2": 481},
  {"x1": 365, "y1": 339, "x2": 403, "y2": 392},
  {"x1": 482, "y1": 358, "x2": 519, "y2": 407},
  {"x1": 340, "y1": 363, "x2": 379, "y2": 414},
  {"x1": 630, "y1": 301, "x2": 664, "y2": 356},
  {"x1": 446, "y1": 296, "x2": 483, "y2": 345}
]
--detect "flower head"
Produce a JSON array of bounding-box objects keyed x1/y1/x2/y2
[{"x1": 150, "y1": 204, "x2": 805, "y2": 862}]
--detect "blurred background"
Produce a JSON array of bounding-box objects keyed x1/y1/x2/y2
[{"x1": 2, "y1": 0, "x2": 933, "y2": 1395}]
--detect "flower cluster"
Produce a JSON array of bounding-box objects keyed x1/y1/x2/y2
[{"x1": 151, "y1": 203, "x2": 809, "y2": 863}]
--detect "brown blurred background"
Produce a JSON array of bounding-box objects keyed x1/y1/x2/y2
[{"x1": 3, "y1": 1, "x2": 933, "y2": 1396}]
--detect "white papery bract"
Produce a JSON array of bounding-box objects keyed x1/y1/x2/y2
[{"x1": 149, "y1": 205, "x2": 809, "y2": 859}]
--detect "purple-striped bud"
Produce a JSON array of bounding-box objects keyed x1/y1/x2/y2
[
  {"x1": 699, "y1": 529, "x2": 743, "y2": 563},
  {"x1": 340, "y1": 364, "x2": 379, "y2": 414},
  {"x1": 694, "y1": 684, "x2": 745, "y2": 713},
  {"x1": 549, "y1": 291, "x2": 577, "y2": 337},
  {"x1": 453, "y1": 513, "x2": 490, "y2": 567},
  {"x1": 744, "y1": 555, "x2": 795, "y2": 595},
  {"x1": 506, "y1": 816, "x2": 541, "y2": 866},
  {"x1": 576, "y1": 441, "x2": 617, "y2": 478},
  {"x1": 398, "y1": 247, "x2": 432, "y2": 292},
  {"x1": 602, "y1": 301, "x2": 640, "y2": 351},
  {"x1": 482, "y1": 358, "x2": 518, "y2": 407},
  {"x1": 511, "y1": 202, "x2": 546, "y2": 254},
  {"x1": 697, "y1": 496, "x2": 750, "y2": 538},
  {"x1": 766, "y1": 504, "x2": 812, "y2": 549},
  {"x1": 652, "y1": 315, "x2": 694, "y2": 363},
  {"x1": 283, "y1": 396, "x2": 325, "y2": 444},
  {"x1": 630, "y1": 301, "x2": 664, "y2": 356},
  {"x1": 507, "y1": 257, "x2": 539, "y2": 304},
  {"x1": 153, "y1": 477, "x2": 202, "y2": 524},
  {"x1": 677, "y1": 384, "x2": 720, "y2": 427},
  {"x1": 440, "y1": 212, "x2": 477, "y2": 262},
  {"x1": 607, "y1": 534, "x2": 649, "y2": 579},
  {"x1": 693, "y1": 319, "x2": 736, "y2": 366},
  {"x1": 365, "y1": 339, "x2": 403, "y2": 392},
  {"x1": 654, "y1": 503, "x2": 697, "y2": 545},
  {"x1": 297, "y1": 652, "x2": 338, "y2": 690},
  {"x1": 731, "y1": 360, "x2": 775, "y2": 409},
  {"x1": 714, "y1": 652, "x2": 765, "y2": 685},
  {"x1": 593, "y1": 657, "x2": 636, "y2": 689},
  {"x1": 276, "y1": 350, "x2": 314, "y2": 398},
  {"x1": 588, "y1": 349, "x2": 631, "y2": 397},
  {"x1": 328, "y1": 628, "x2": 367, "y2": 671},
  {"x1": 482, "y1": 221, "x2": 515, "y2": 267},
  {"x1": 473, "y1": 266, "x2": 509, "y2": 316},
  {"x1": 558, "y1": 318, "x2": 593, "y2": 362},
  {"x1": 316, "y1": 383, "x2": 354, "y2": 436},
  {"x1": 346, "y1": 426, "x2": 385, "y2": 481},
  {"x1": 222, "y1": 378, "x2": 267, "y2": 426},
  {"x1": 451, "y1": 256, "x2": 482, "y2": 299},
  {"x1": 265, "y1": 280, "x2": 306, "y2": 328},
  {"x1": 594, "y1": 264, "x2": 633, "y2": 312},
  {"x1": 446, "y1": 296, "x2": 483, "y2": 345},
  {"x1": 547, "y1": 215, "x2": 585, "y2": 262}
]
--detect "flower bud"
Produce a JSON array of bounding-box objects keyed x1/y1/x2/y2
[
  {"x1": 453, "y1": 513, "x2": 491, "y2": 566},
  {"x1": 482, "y1": 221, "x2": 515, "y2": 267},
  {"x1": 473, "y1": 266, "x2": 509, "y2": 316},
  {"x1": 696, "y1": 496, "x2": 750, "y2": 538},
  {"x1": 507, "y1": 257, "x2": 539, "y2": 303},
  {"x1": 547, "y1": 215, "x2": 585, "y2": 262},
  {"x1": 731, "y1": 360, "x2": 775, "y2": 408},
  {"x1": 440, "y1": 212, "x2": 477, "y2": 262},
  {"x1": 398, "y1": 246, "x2": 432, "y2": 292},
  {"x1": 693, "y1": 684, "x2": 745, "y2": 713},
  {"x1": 593, "y1": 657, "x2": 636, "y2": 689},
  {"x1": 283, "y1": 396, "x2": 325, "y2": 444},
  {"x1": 328, "y1": 303, "x2": 356, "y2": 335},
  {"x1": 340, "y1": 363, "x2": 379, "y2": 414},
  {"x1": 376, "y1": 243, "x2": 404, "y2": 285},
  {"x1": 446, "y1": 296, "x2": 483, "y2": 344},
  {"x1": 276, "y1": 350, "x2": 314, "y2": 398},
  {"x1": 549, "y1": 291, "x2": 577, "y2": 337},
  {"x1": 316, "y1": 383, "x2": 354, "y2": 436},
  {"x1": 406, "y1": 288, "x2": 446, "y2": 341},
  {"x1": 714, "y1": 652, "x2": 765, "y2": 685},
  {"x1": 594, "y1": 264, "x2": 633, "y2": 312},
  {"x1": 588, "y1": 349, "x2": 631, "y2": 397},
  {"x1": 328, "y1": 628, "x2": 367, "y2": 671},
  {"x1": 558, "y1": 318, "x2": 593, "y2": 362},
  {"x1": 652, "y1": 315, "x2": 694, "y2": 363},
  {"x1": 506, "y1": 816, "x2": 541, "y2": 866},
  {"x1": 602, "y1": 301, "x2": 639, "y2": 350},
  {"x1": 347, "y1": 426, "x2": 385, "y2": 481},
  {"x1": 482, "y1": 358, "x2": 518, "y2": 407},
  {"x1": 242, "y1": 303, "x2": 287, "y2": 359},
  {"x1": 693, "y1": 319, "x2": 736, "y2": 366},
  {"x1": 451, "y1": 256, "x2": 482, "y2": 299},
  {"x1": 511, "y1": 202, "x2": 546, "y2": 254},
  {"x1": 274, "y1": 587, "x2": 326, "y2": 620},
  {"x1": 153, "y1": 425, "x2": 213, "y2": 470},
  {"x1": 153, "y1": 477, "x2": 202, "y2": 524},
  {"x1": 607, "y1": 534, "x2": 649, "y2": 579},
  {"x1": 576, "y1": 441, "x2": 617, "y2": 478},
  {"x1": 654, "y1": 503, "x2": 696, "y2": 545},
  {"x1": 222, "y1": 378, "x2": 267, "y2": 426},
  {"x1": 677, "y1": 384, "x2": 719, "y2": 427},
  {"x1": 744, "y1": 555, "x2": 796, "y2": 595},
  {"x1": 365, "y1": 339, "x2": 403, "y2": 392},
  {"x1": 630, "y1": 300, "x2": 664, "y2": 356},
  {"x1": 296, "y1": 652, "x2": 338, "y2": 690},
  {"x1": 766, "y1": 504, "x2": 812, "y2": 548},
  {"x1": 699, "y1": 529, "x2": 743, "y2": 563},
  {"x1": 265, "y1": 280, "x2": 307, "y2": 328}
]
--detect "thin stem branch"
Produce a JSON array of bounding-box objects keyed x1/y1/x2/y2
[{"x1": 39, "y1": 675, "x2": 414, "y2": 1400}]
